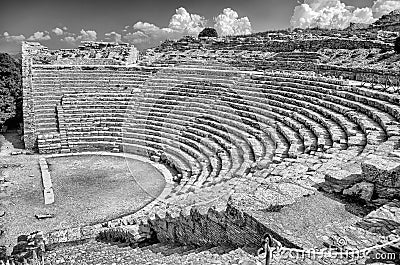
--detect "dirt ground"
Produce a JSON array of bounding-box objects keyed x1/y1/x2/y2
[{"x1": 0, "y1": 134, "x2": 166, "y2": 252}]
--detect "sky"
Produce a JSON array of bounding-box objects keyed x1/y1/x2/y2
[{"x1": 1, "y1": 0, "x2": 399, "y2": 54}]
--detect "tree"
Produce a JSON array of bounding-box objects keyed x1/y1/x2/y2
[
  {"x1": 395, "y1": 36, "x2": 400, "y2": 54},
  {"x1": 198, "y1": 28, "x2": 218, "y2": 38},
  {"x1": 0, "y1": 53, "x2": 22, "y2": 129}
]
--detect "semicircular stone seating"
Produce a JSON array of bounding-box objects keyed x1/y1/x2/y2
[
  {"x1": 56, "y1": 61, "x2": 400, "y2": 198},
  {"x1": 121, "y1": 62, "x2": 276, "y2": 196}
]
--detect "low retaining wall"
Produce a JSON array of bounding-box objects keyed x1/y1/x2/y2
[{"x1": 149, "y1": 203, "x2": 269, "y2": 249}]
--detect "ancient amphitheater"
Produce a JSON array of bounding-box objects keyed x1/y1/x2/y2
[{"x1": 4, "y1": 32, "x2": 400, "y2": 264}]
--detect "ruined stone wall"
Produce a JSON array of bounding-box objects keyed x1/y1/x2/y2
[
  {"x1": 22, "y1": 42, "x2": 47, "y2": 150},
  {"x1": 23, "y1": 40, "x2": 398, "y2": 153},
  {"x1": 22, "y1": 42, "x2": 151, "y2": 153},
  {"x1": 28, "y1": 65, "x2": 155, "y2": 153},
  {"x1": 316, "y1": 64, "x2": 400, "y2": 85},
  {"x1": 159, "y1": 37, "x2": 392, "y2": 53},
  {"x1": 145, "y1": 48, "x2": 400, "y2": 85},
  {"x1": 149, "y1": 203, "x2": 284, "y2": 249},
  {"x1": 258, "y1": 60, "x2": 400, "y2": 85}
]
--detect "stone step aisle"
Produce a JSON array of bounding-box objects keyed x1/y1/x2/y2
[{"x1": 56, "y1": 106, "x2": 71, "y2": 154}]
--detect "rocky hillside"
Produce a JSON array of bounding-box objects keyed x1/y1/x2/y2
[
  {"x1": 0, "y1": 53, "x2": 22, "y2": 129},
  {"x1": 371, "y1": 9, "x2": 400, "y2": 31},
  {"x1": 321, "y1": 48, "x2": 400, "y2": 71}
]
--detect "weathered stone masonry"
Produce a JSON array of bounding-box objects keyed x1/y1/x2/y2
[
  {"x1": 22, "y1": 42, "x2": 144, "y2": 152},
  {"x1": 22, "y1": 42, "x2": 39, "y2": 150}
]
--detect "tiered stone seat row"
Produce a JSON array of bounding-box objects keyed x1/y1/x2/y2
[
  {"x1": 250, "y1": 74, "x2": 394, "y2": 150},
  {"x1": 140, "y1": 74, "x2": 279, "y2": 159},
  {"x1": 139, "y1": 72, "x2": 322, "y2": 159},
  {"x1": 120, "y1": 69, "x2": 335, "y2": 192},
  {"x1": 263, "y1": 70, "x2": 347, "y2": 85},
  {"x1": 142, "y1": 90, "x2": 298, "y2": 158},
  {"x1": 266, "y1": 52, "x2": 321, "y2": 63},
  {"x1": 235, "y1": 79, "x2": 357, "y2": 148},
  {"x1": 59, "y1": 92, "x2": 135, "y2": 153},
  {"x1": 260, "y1": 72, "x2": 399, "y2": 138},
  {"x1": 31, "y1": 68, "x2": 154, "y2": 146},
  {"x1": 120, "y1": 69, "x2": 278, "y2": 191},
  {"x1": 127, "y1": 115, "x2": 237, "y2": 181},
  {"x1": 50, "y1": 65, "x2": 400, "y2": 195}
]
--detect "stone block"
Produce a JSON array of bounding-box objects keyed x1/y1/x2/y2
[
  {"x1": 43, "y1": 188, "x2": 54, "y2": 205},
  {"x1": 366, "y1": 201, "x2": 400, "y2": 223},
  {"x1": 362, "y1": 155, "x2": 400, "y2": 188},
  {"x1": 374, "y1": 184, "x2": 400, "y2": 199},
  {"x1": 343, "y1": 181, "x2": 375, "y2": 202}
]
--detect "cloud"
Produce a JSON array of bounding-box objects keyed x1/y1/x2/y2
[
  {"x1": 27, "y1": 31, "x2": 51, "y2": 41},
  {"x1": 105, "y1": 31, "x2": 122, "y2": 43},
  {"x1": 1, "y1": 7, "x2": 254, "y2": 50},
  {"x1": 123, "y1": 31, "x2": 150, "y2": 44},
  {"x1": 2, "y1": 32, "x2": 25, "y2": 42},
  {"x1": 122, "y1": 7, "x2": 206, "y2": 49},
  {"x1": 122, "y1": 7, "x2": 250, "y2": 49},
  {"x1": 79, "y1": 29, "x2": 97, "y2": 41},
  {"x1": 290, "y1": 0, "x2": 400, "y2": 29},
  {"x1": 213, "y1": 8, "x2": 252, "y2": 36},
  {"x1": 61, "y1": 29, "x2": 97, "y2": 45},
  {"x1": 372, "y1": 0, "x2": 400, "y2": 18},
  {"x1": 133, "y1": 22, "x2": 160, "y2": 33},
  {"x1": 351, "y1": 7, "x2": 375, "y2": 24},
  {"x1": 168, "y1": 7, "x2": 207, "y2": 35},
  {"x1": 52, "y1": 27, "x2": 64, "y2": 36},
  {"x1": 62, "y1": 36, "x2": 76, "y2": 44}
]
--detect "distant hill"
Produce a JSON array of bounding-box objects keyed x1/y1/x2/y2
[
  {"x1": 347, "y1": 22, "x2": 370, "y2": 30},
  {"x1": 0, "y1": 53, "x2": 22, "y2": 130},
  {"x1": 370, "y1": 9, "x2": 400, "y2": 31}
]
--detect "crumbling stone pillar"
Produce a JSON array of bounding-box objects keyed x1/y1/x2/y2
[
  {"x1": 22, "y1": 42, "x2": 37, "y2": 150},
  {"x1": 22, "y1": 42, "x2": 47, "y2": 150}
]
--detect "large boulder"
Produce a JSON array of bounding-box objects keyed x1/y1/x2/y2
[
  {"x1": 366, "y1": 201, "x2": 400, "y2": 223},
  {"x1": 323, "y1": 162, "x2": 363, "y2": 192},
  {"x1": 374, "y1": 184, "x2": 400, "y2": 200},
  {"x1": 343, "y1": 182, "x2": 375, "y2": 202},
  {"x1": 362, "y1": 155, "x2": 400, "y2": 188}
]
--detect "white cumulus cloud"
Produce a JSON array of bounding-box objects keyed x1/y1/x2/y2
[
  {"x1": 105, "y1": 31, "x2": 122, "y2": 43},
  {"x1": 52, "y1": 27, "x2": 64, "y2": 36},
  {"x1": 123, "y1": 7, "x2": 206, "y2": 49},
  {"x1": 122, "y1": 7, "x2": 251, "y2": 49},
  {"x1": 79, "y1": 29, "x2": 97, "y2": 41},
  {"x1": 62, "y1": 36, "x2": 76, "y2": 44},
  {"x1": 123, "y1": 31, "x2": 150, "y2": 44},
  {"x1": 168, "y1": 7, "x2": 207, "y2": 35},
  {"x1": 2, "y1": 32, "x2": 25, "y2": 42},
  {"x1": 372, "y1": 0, "x2": 400, "y2": 17},
  {"x1": 27, "y1": 31, "x2": 51, "y2": 41},
  {"x1": 290, "y1": 0, "x2": 400, "y2": 29},
  {"x1": 61, "y1": 29, "x2": 97, "y2": 45},
  {"x1": 133, "y1": 22, "x2": 162, "y2": 34},
  {"x1": 213, "y1": 8, "x2": 252, "y2": 36}
]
